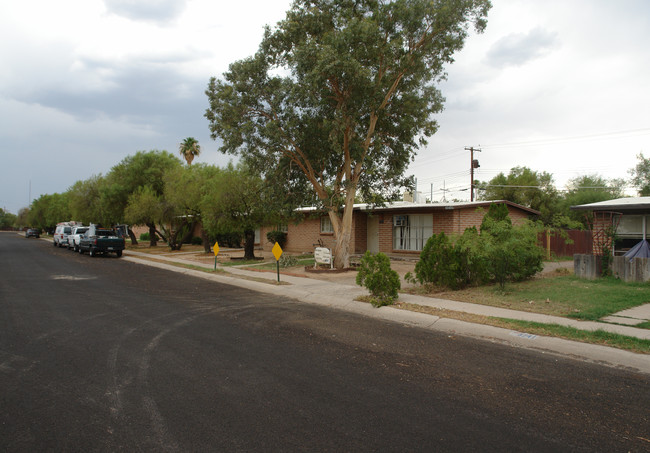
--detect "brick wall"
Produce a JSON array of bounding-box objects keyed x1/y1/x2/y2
[{"x1": 262, "y1": 204, "x2": 536, "y2": 255}]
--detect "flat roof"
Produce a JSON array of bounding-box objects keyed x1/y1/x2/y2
[
  {"x1": 570, "y1": 197, "x2": 650, "y2": 213},
  {"x1": 298, "y1": 200, "x2": 541, "y2": 216}
]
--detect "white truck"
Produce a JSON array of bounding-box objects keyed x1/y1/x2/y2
[{"x1": 67, "y1": 225, "x2": 89, "y2": 252}]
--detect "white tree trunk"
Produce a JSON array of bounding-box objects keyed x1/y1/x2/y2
[{"x1": 330, "y1": 188, "x2": 356, "y2": 269}]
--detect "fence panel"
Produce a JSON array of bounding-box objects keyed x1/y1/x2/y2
[{"x1": 539, "y1": 230, "x2": 592, "y2": 257}]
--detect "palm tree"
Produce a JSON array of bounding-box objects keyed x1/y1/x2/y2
[{"x1": 179, "y1": 137, "x2": 201, "y2": 165}]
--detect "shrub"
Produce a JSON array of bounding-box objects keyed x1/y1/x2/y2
[
  {"x1": 267, "y1": 230, "x2": 287, "y2": 249},
  {"x1": 279, "y1": 254, "x2": 298, "y2": 268},
  {"x1": 191, "y1": 236, "x2": 203, "y2": 245},
  {"x1": 356, "y1": 252, "x2": 400, "y2": 307},
  {"x1": 139, "y1": 232, "x2": 150, "y2": 241},
  {"x1": 412, "y1": 209, "x2": 543, "y2": 290},
  {"x1": 481, "y1": 219, "x2": 543, "y2": 288},
  {"x1": 413, "y1": 230, "x2": 487, "y2": 290},
  {"x1": 214, "y1": 232, "x2": 242, "y2": 248}
]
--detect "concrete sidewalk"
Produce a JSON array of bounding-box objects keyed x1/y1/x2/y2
[{"x1": 122, "y1": 249, "x2": 650, "y2": 375}]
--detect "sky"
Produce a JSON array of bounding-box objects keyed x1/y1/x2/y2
[{"x1": 1, "y1": 0, "x2": 649, "y2": 214}]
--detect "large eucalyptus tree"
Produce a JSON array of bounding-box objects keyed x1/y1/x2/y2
[{"x1": 206, "y1": 0, "x2": 491, "y2": 267}]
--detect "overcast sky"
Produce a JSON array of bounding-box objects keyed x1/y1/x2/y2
[{"x1": 1, "y1": 0, "x2": 649, "y2": 214}]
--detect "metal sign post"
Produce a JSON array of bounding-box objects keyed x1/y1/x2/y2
[
  {"x1": 213, "y1": 241, "x2": 220, "y2": 270},
  {"x1": 272, "y1": 242, "x2": 283, "y2": 282}
]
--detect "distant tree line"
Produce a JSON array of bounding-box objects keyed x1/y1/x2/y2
[
  {"x1": 20, "y1": 150, "x2": 295, "y2": 259},
  {"x1": 13, "y1": 152, "x2": 650, "y2": 243}
]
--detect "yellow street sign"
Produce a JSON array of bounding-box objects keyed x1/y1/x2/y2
[
  {"x1": 272, "y1": 242, "x2": 283, "y2": 261},
  {"x1": 213, "y1": 241, "x2": 220, "y2": 256}
]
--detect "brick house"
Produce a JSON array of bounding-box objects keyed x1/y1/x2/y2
[
  {"x1": 571, "y1": 196, "x2": 650, "y2": 256},
  {"x1": 259, "y1": 200, "x2": 539, "y2": 256}
]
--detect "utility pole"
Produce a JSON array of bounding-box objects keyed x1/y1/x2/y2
[{"x1": 465, "y1": 147, "x2": 481, "y2": 201}]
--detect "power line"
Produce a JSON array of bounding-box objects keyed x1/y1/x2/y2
[{"x1": 480, "y1": 127, "x2": 650, "y2": 150}]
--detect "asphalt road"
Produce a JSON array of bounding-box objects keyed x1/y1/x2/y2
[{"x1": 1, "y1": 232, "x2": 649, "y2": 452}]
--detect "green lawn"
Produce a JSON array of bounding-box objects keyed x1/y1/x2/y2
[{"x1": 408, "y1": 275, "x2": 650, "y2": 322}]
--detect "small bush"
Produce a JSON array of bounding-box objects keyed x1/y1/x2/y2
[
  {"x1": 356, "y1": 252, "x2": 400, "y2": 307},
  {"x1": 267, "y1": 230, "x2": 287, "y2": 249},
  {"x1": 412, "y1": 207, "x2": 543, "y2": 290},
  {"x1": 214, "y1": 232, "x2": 243, "y2": 248},
  {"x1": 139, "y1": 232, "x2": 150, "y2": 241},
  {"x1": 191, "y1": 236, "x2": 203, "y2": 245},
  {"x1": 413, "y1": 230, "x2": 487, "y2": 290},
  {"x1": 279, "y1": 254, "x2": 298, "y2": 268}
]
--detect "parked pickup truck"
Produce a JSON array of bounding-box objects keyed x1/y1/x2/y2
[
  {"x1": 67, "y1": 226, "x2": 88, "y2": 252},
  {"x1": 79, "y1": 225, "x2": 125, "y2": 257}
]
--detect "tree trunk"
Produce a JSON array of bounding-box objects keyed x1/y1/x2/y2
[
  {"x1": 147, "y1": 223, "x2": 158, "y2": 247},
  {"x1": 243, "y1": 229, "x2": 256, "y2": 260},
  {"x1": 180, "y1": 221, "x2": 195, "y2": 245},
  {"x1": 201, "y1": 224, "x2": 211, "y2": 254},
  {"x1": 127, "y1": 228, "x2": 138, "y2": 246},
  {"x1": 331, "y1": 188, "x2": 357, "y2": 269}
]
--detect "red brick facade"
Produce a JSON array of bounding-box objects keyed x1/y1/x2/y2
[{"x1": 260, "y1": 202, "x2": 537, "y2": 256}]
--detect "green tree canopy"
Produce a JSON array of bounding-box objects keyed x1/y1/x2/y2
[
  {"x1": 28, "y1": 193, "x2": 71, "y2": 231},
  {"x1": 477, "y1": 166, "x2": 558, "y2": 224},
  {"x1": 162, "y1": 164, "x2": 223, "y2": 251},
  {"x1": 201, "y1": 164, "x2": 285, "y2": 260},
  {"x1": 205, "y1": 0, "x2": 491, "y2": 267},
  {"x1": 105, "y1": 150, "x2": 183, "y2": 244},
  {"x1": 0, "y1": 208, "x2": 17, "y2": 230},
  {"x1": 629, "y1": 153, "x2": 650, "y2": 196},
  {"x1": 104, "y1": 150, "x2": 182, "y2": 221},
  {"x1": 67, "y1": 174, "x2": 108, "y2": 225},
  {"x1": 560, "y1": 174, "x2": 625, "y2": 228}
]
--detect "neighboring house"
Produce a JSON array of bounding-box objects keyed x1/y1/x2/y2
[
  {"x1": 260, "y1": 200, "x2": 539, "y2": 256},
  {"x1": 571, "y1": 197, "x2": 650, "y2": 256}
]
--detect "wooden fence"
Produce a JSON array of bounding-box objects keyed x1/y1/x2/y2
[{"x1": 538, "y1": 230, "x2": 592, "y2": 258}]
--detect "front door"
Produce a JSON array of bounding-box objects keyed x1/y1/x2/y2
[{"x1": 367, "y1": 215, "x2": 379, "y2": 253}]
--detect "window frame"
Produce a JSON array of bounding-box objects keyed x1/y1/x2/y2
[
  {"x1": 392, "y1": 214, "x2": 433, "y2": 251},
  {"x1": 320, "y1": 216, "x2": 334, "y2": 234}
]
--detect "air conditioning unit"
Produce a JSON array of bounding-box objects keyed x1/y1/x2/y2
[{"x1": 393, "y1": 215, "x2": 408, "y2": 226}]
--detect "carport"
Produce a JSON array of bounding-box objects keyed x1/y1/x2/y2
[
  {"x1": 571, "y1": 197, "x2": 650, "y2": 281},
  {"x1": 571, "y1": 196, "x2": 650, "y2": 256}
]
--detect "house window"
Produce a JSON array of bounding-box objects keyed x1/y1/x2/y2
[
  {"x1": 321, "y1": 216, "x2": 334, "y2": 233},
  {"x1": 393, "y1": 214, "x2": 433, "y2": 251}
]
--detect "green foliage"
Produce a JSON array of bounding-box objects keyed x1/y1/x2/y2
[
  {"x1": 356, "y1": 252, "x2": 401, "y2": 307},
  {"x1": 600, "y1": 226, "x2": 617, "y2": 277},
  {"x1": 413, "y1": 209, "x2": 543, "y2": 290},
  {"x1": 413, "y1": 230, "x2": 488, "y2": 290},
  {"x1": 266, "y1": 230, "x2": 287, "y2": 249},
  {"x1": 28, "y1": 192, "x2": 71, "y2": 230},
  {"x1": 191, "y1": 236, "x2": 203, "y2": 245},
  {"x1": 279, "y1": 254, "x2": 298, "y2": 268},
  {"x1": 628, "y1": 153, "x2": 650, "y2": 196},
  {"x1": 201, "y1": 163, "x2": 285, "y2": 259},
  {"x1": 481, "y1": 218, "x2": 544, "y2": 288},
  {"x1": 205, "y1": 0, "x2": 491, "y2": 267},
  {"x1": 139, "y1": 232, "x2": 150, "y2": 241},
  {"x1": 477, "y1": 166, "x2": 559, "y2": 224},
  {"x1": 213, "y1": 232, "x2": 243, "y2": 248},
  {"x1": 0, "y1": 208, "x2": 17, "y2": 230},
  {"x1": 67, "y1": 175, "x2": 108, "y2": 225},
  {"x1": 480, "y1": 203, "x2": 511, "y2": 231},
  {"x1": 559, "y1": 174, "x2": 625, "y2": 228},
  {"x1": 103, "y1": 150, "x2": 183, "y2": 225},
  {"x1": 179, "y1": 137, "x2": 201, "y2": 166},
  {"x1": 124, "y1": 186, "x2": 163, "y2": 227}
]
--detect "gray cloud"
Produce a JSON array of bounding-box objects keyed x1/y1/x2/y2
[
  {"x1": 485, "y1": 27, "x2": 558, "y2": 67},
  {"x1": 103, "y1": 0, "x2": 188, "y2": 23}
]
